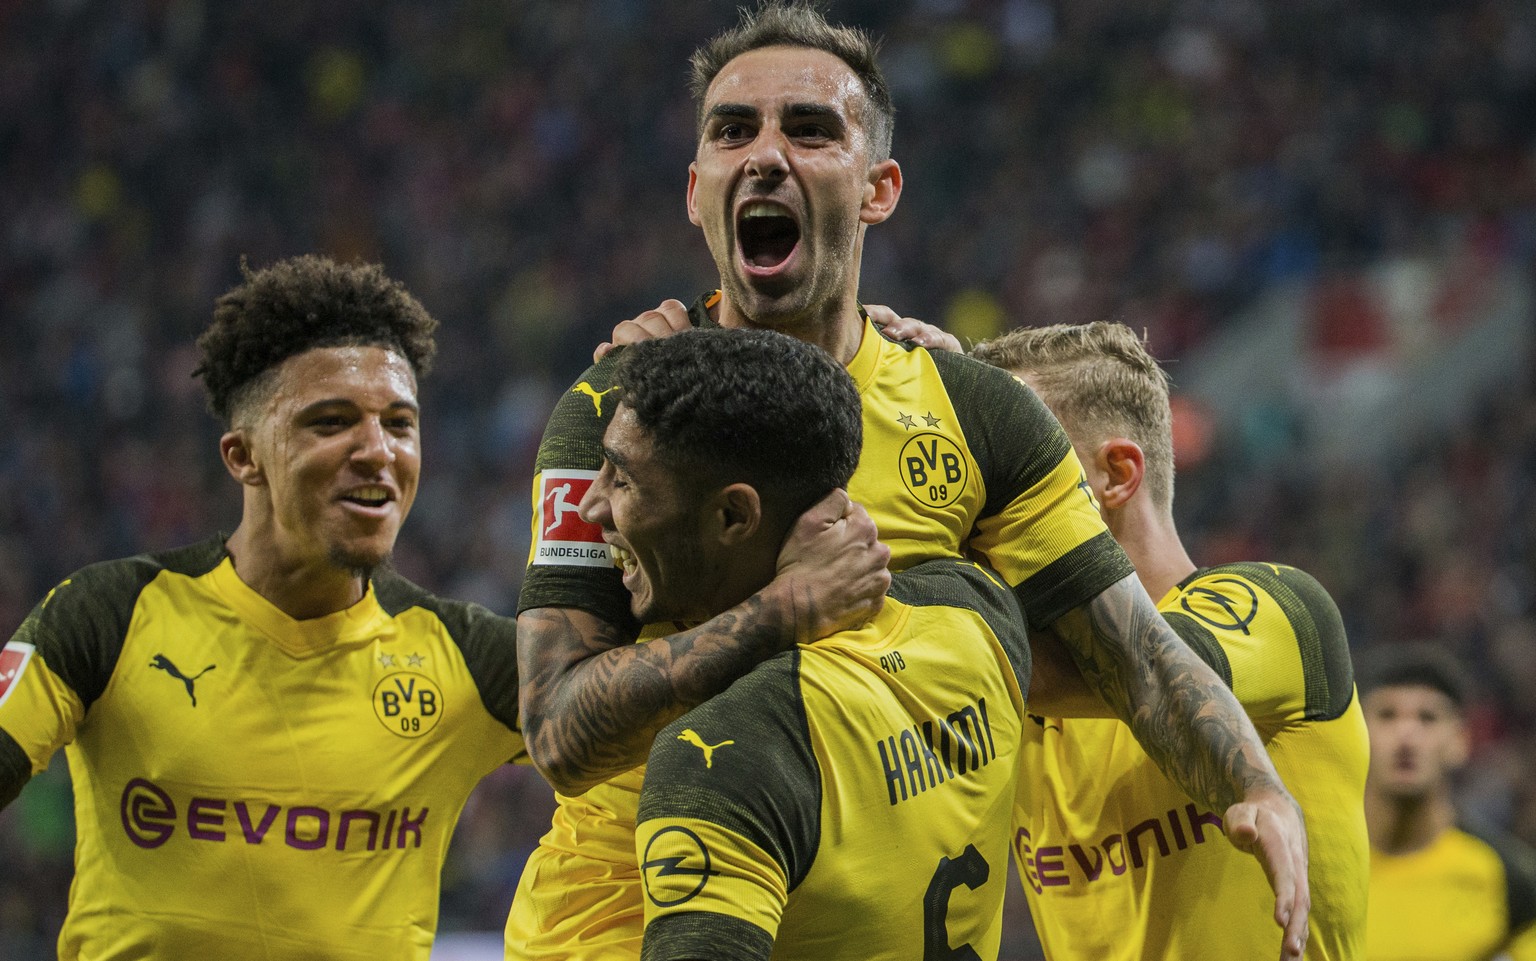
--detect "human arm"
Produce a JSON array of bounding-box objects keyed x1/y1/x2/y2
[
  {"x1": 519, "y1": 488, "x2": 889, "y2": 795},
  {"x1": 939, "y1": 359, "x2": 1308, "y2": 959},
  {"x1": 1048, "y1": 576, "x2": 1310, "y2": 960}
]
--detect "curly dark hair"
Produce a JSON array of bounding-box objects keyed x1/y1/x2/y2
[
  {"x1": 689, "y1": 0, "x2": 894, "y2": 160},
  {"x1": 194, "y1": 255, "x2": 439, "y2": 424},
  {"x1": 615, "y1": 327, "x2": 861, "y2": 527}
]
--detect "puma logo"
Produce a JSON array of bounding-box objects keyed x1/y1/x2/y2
[
  {"x1": 150, "y1": 654, "x2": 216, "y2": 707},
  {"x1": 677, "y1": 728, "x2": 734, "y2": 769},
  {"x1": 572, "y1": 382, "x2": 619, "y2": 416}
]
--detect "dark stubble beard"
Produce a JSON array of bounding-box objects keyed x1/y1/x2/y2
[{"x1": 328, "y1": 544, "x2": 391, "y2": 582}]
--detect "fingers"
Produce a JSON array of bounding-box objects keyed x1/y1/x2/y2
[
  {"x1": 798, "y1": 488, "x2": 853, "y2": 531},
  {"x1": 594, "y1": 299, "x2": 692, "y2": 361},
  {"x1": 865, "y1": 304, "x2": 963, "y2": 353},
  {"x1": 1224, "y1": 798, "x2": 1310, "y2": 961}
]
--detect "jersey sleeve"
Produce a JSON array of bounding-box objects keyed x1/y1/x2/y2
[
  {"x1": 635, "y1": 651, "x2": 816, "y2": 961},
  {"x1": 932, "y1": 352, "x2": 1134, "y2": 628},
  {"x1": 0, "y1": 565, "x2": 142, "y2": 778},
  {"x1": 1162, "y1": 563, "x2": 1354, "y2": 726},
  {"x1": 516, "y1": 354, "x2": 638, "y2": 635}
]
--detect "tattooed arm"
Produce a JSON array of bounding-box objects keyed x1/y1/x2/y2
[
  {"x1": 518, "y1": 490, "x2": 890, "y2": 796},
  {"x1": 1051, "y1": 573, "x2": 1311, "y2": 961}
]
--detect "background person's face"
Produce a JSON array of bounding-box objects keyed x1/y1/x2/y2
[{"x1": 1364, "y1": 684, "x2": 1469, "y2": 801}]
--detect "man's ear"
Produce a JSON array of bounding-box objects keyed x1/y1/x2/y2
[
  {"x1": 714, "y1": 482, "x2": 763, "y2": 546},
  {"x1": 686, "y1": 162, "x2": 702, "y2": 227},
  {"x1": 1096, "y1": 438, "x2": 1144, "y2": 510},
  {"x1": 220, "y1": 430, "x2": 265, "y2": 487},
  {"x1": 860, "y1": 159, "x2": 902, "y2": 225}
]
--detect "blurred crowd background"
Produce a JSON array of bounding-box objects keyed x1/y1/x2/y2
[{"x1": 3, "y1": 0, "x2": 1535, "y2": 957}]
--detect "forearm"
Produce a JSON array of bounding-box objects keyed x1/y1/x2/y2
[
  {"x1": 519, "y1": 581, "x2": 809, "y2": 794},
  {"x1": 1051, "y1": 575, "x2": 1284, "y2": 810}
]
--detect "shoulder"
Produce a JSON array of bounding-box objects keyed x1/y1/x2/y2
[
  {"x1": 371, "y1": 569, "x2": 520, "y2": 729},
  {"x1": 16, "y1": 536, "x2": 228, "y2": 709},
  {"x1": 890, "y1": 559, "x2": 1026, "y2": 637},
  {"x1": 1459, "y1": 820, "x2": 1536, "y2": 931},
  {"x1": 1167, "y1": 562, "x2": 1353, "y2": 720},
  {"x1": 642, "y1": 651, "x2": 817, "y2": 884}
]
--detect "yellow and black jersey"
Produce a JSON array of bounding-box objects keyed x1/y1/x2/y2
[
  {"x1": 1368, "y1": 821, "x2": 1536, "y2": 961},
  {"x1": 1014, "y1": 562, "x2": 1369, "y2": 961},
  {"x1": 636, "y1": 559, "x2": 1029, "y2": 961},
  {"x1": 509, "y1": 292, "x2": 1131, "y2": 959},
  {"x1": 0, "y1": 536, "x2": 523, "y2": 961}
]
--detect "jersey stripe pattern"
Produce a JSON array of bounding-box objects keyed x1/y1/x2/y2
[{"x1": 0, "y1": 536, "x2": 523, "y2": 961}]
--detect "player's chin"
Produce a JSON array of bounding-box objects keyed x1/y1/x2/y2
[{"x1": 327, "y1": 536, "x2": 397, "y2": 575}]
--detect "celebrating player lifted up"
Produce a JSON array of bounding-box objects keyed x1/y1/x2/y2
[{"x1": 510, "y1": 3, "x2": 1312, "y2": 960}]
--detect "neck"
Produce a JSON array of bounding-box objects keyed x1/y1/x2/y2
[
  {"x1": 711, "y1": 293, "x2": 866, "y2": 366},
  {"x1": 225, "y1": 521, "x2": 366, "y2": 620},
  {"x1": 1107, "y1": 500, "x2": 1197, "y2": 602},
  {"x1": 1366, "y1": 787, "x2": 1456, "y2": 854}
]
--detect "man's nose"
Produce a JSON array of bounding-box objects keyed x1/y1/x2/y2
[
  {"x1": 352, "y1": 419, "x2": 395, "y2": 470},
  {"x1": 578, "y1": 479, "x2": 608, "y2": 525},
  {"x1": 745, "y1": 128, "x2": 789, "y2": 181}
]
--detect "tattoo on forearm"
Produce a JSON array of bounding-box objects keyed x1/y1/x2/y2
[
  {"x1": 519, "y1": 590, "x2": 811, "y2": 791},
  {"x1": 1055, "y1": 578, "x2": 1278, "y2": 811}
]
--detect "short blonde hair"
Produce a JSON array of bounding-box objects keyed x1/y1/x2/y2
[{"x1": 970, "y1": 322, "x2": 1175, "y2": 511}]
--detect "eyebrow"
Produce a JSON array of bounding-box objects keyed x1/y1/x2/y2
[
  {"x1": 600, "y1": 444, "x2": 631, "y2": 475},
  {"x1": 707, "y1": 103, "x2": 759, "y2": 122},
  {"x1": 707, "y1": 102, "x2": 844, "y2": 123},
  {"x1": 294, "y1": 398, "x2": 420, "y2": 417}
]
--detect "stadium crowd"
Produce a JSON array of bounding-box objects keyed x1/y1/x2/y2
[{"x1": 2, "y1": 0, "x2": 1535, "y2": 957}]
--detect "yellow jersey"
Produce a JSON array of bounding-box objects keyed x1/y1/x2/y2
[
  {"x1": 636, "y1": 559, "x2": 1029, "y2": 961},
  {"x1": 0, "y1": 537, "x2": 524, "y2": 960},
  {"x1": 1014, "y1": 562, "x2": 1369, "y2": 960},
  {"x1": 510, "y1": 293, "x2": 1131, "y2": 959}
]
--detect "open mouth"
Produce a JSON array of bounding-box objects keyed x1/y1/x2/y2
[
  {"x1": 341, "y1": 485, "x2": 393, "y2": 509},
  {"x1": 609, "y1": 542, "x2": 636, "y2": 574},
  {"x1": 738, "y1": 202, "x2": 800, "y2": 270}
]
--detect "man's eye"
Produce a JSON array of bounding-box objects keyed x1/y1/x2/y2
[{"x1": 719, "y1": 123, "x2": 749, "y2": 141}]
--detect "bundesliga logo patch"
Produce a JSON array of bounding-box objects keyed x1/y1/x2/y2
[
  {"x1": 0, "y1": 642, "x2": 36, "y2": 709},
  {"x1": 533, "y1": 470, "x2": 612, "y2": 567}
]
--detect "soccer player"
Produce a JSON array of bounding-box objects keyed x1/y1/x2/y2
[
  {"x1": 1360, "y1": 644, "x2": 1536, "y2": 961},
  {"x1": 968, "y1": 321, "x2": 1369, "y2": 961},
  {"x1": 591, "y1": 328, "x2": 1031, "y2": 960},
  {"x1": 0, "y1": 255, "x2": 525, "y2": 959},
  {"x1": 510, "y1": 4, "x2": 1310, "y2": 959}
]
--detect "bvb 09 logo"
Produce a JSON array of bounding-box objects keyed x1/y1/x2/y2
[
  {"x1": 900, "y1": 433, "x2": 967, "y2": 508},
  {"x1": 373, "y1": 672, "x2": 444, "y2": 739}
]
